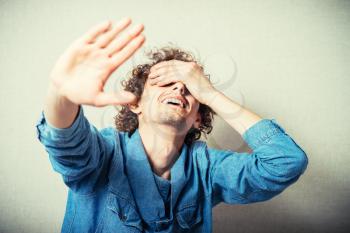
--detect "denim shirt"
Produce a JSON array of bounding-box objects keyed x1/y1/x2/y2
[
  {"x1": 35, "y1": 106, "x2": 308, "y2": 233},
  {"x1": 153, "y1": 173, "x2": 171, "y2": 219}
]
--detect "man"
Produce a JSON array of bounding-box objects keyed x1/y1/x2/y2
[{"x1": 36, "y1": 17, "x2": 308, "y2": 233}]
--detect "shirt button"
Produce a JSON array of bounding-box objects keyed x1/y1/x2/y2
[{"x1": 118, "y1": 213, "x2": 127, "y2": 222}]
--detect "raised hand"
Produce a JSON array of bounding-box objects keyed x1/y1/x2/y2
[
  {"x1": 148, "y1": 60, "x2": 217, "y2": 105},
  {"x1": 50, "y1": 17, "x2": 145, "y2": 107}
]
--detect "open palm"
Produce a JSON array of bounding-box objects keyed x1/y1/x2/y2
[{"x1": 50, "y1": 18, "x2": 145, "y2": 107}]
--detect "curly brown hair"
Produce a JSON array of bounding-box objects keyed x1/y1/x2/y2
[{"x1": 114, "y1": 47, "x2": 216, "y2": 145}]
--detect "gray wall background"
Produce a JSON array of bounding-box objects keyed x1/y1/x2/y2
[{"x1": 0, "y1": 0, "x2": 349, "y2": 232}]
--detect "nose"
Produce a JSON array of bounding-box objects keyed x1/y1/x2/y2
[{"x1": 172, "y1": 82, "x2": 186, "y2": 95}]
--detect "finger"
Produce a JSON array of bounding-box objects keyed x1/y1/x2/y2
[
  {"x1": 149, "y1": 76, "x2": 163, "y2": 85},
  {"x1": 150, "y1": 62, "x2": 167, "y2": 73},
  {"x1": 149, "y1": 66, "x2": 180, "y2": 78},
  {"x1": 150, "y1": 74, "x2": 177, "y2": 86},
  {"x1": 106, "y1": 24, "x2": 144, "y2": 56},
  {"x1": 156, "y1": 78, "x2": 175, "y2": 87},
  {"x1": 150, "y1": 63, "x2": 186, "y2": 78},
  {"x1": 149, "y1": 72, "x2": 179, "y2": 82},
  {"x1": 149, "y1": 67, "x2": 171, "y2": 78},
  {"x1": 148, "y1": 70, "x2": 160, "y2": 79},
  {"x1": 109, "y1": 35, "x2": 145, "y2": 70},
  {"x1": 151, "y1": 60, "x2": 181, "y2": 71},
  {"x1": 80, "y1": 20, "x2": 112, "y2": 44},
  {"x1": 94, "y1": 17, "x2": 132, "y2": 48},
  {"x1": 94, "y1": 90, "x2": 137, "y2": 107}
]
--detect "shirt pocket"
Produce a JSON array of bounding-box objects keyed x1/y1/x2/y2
[
  {"x1": 97, "y1": 192, "x2": 143, "y2": 233},
  {"x1": 175, "y1": 202, "x2": 203, "y2": 230}
]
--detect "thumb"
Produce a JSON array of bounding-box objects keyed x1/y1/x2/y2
[{"x1": 94, "y1": 90, "x2": 137, "y2": 107}]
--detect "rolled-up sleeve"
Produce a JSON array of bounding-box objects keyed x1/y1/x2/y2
[
  {"x1": 209, "y1": 119, "x2": 308, "y2": 206},
  {"x1": 35, "y1": 106, "x2": 116, "y2": 195}
]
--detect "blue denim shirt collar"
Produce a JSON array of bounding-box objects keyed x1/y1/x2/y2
[{"x1": 124, "y1": 128, "x2": 189, "y2": 223}]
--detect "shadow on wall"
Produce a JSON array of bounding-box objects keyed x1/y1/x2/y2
[
  {"x1": 210, "y1": 118, "x2": 350, "y2": 233},
  {"x1": 213, "y1": 194, "x2": 350, "y2": 233}
]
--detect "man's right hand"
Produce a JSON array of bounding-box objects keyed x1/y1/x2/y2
[
  {"x1": 50, "y1": 17, "x2": 144, "y2": 107},
  {"x1": 44, "y1": 17, "x2": 144, "y2": 129}
]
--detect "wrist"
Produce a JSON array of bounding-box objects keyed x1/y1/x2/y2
[
  {"x1": 200, "y1": 87, "x2": 220, "y2": 106},
  {"x1": 47, "y1": 82, "x2": 76, "y2": 108}
]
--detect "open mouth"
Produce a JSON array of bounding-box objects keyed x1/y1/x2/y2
[
  {"x1": 165, "y1": 102, "x2": 184, "y2": 109},
  {"x1": 162, "y1": 98, "x2": 186, "y2": 109}
]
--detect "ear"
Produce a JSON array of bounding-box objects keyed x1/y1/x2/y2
[
  {"x1": 129, "y1": 103, "x2": 142, "y2": 115},
  {"x1": 193, "y1": 112, "x2": 202, "y2": 129}
]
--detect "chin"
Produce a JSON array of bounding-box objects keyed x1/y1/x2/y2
[{"x1": 158, "y1": 113, "x2": 188, "y2": 131}]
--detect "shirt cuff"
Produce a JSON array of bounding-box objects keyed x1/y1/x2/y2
[
  {"x1": 242, "y1": 119, "x2": 287, "y2": 150},
  {"x1": 35, "y1": 106, "x2": 85, "y2": 141}
]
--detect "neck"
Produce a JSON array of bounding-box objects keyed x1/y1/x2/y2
[{"x1": 138, "y1": 121, "x2": 186, "y2": 180}]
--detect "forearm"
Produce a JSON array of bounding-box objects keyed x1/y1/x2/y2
[
  {"x1": 205, "y1": 89, "x2": 262, "y2": 136},
  {"x1": 37, "y1": 91, "x2": 111, "y2": 195},
  {"x1": 43, "y1": 83, "x2": 80, "y2": 129}
]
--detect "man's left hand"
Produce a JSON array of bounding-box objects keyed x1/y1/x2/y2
[{"x1": 148, "y1": 60, "x2": 218, "y2": 105}]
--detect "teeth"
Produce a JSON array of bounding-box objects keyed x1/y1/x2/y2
[{"x1": 164, "y1": 98, "x2": 185, "y2": 108}]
